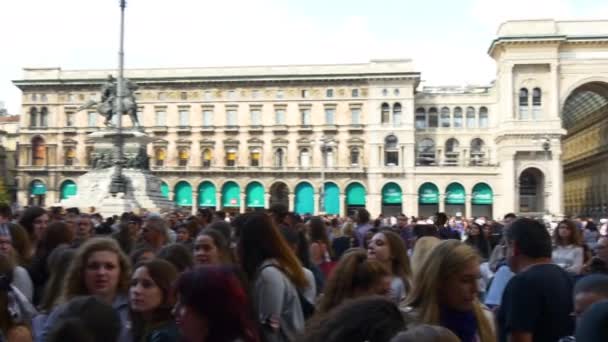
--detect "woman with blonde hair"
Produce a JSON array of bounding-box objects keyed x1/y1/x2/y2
[
  {"x1": 40, "y1": 237, "x2": 132, "y2": 342},
  {"x1": 403, "y1": 240, "x2": 495, "y2": 342},
  {"x1": 410, "y1": 236, "x2": 441, "y2": 276},
  {"x1": 368, "y1": 230, "x2": 413, "y2": 303},
  {"x1": 316, "y1": 249, "x2": 391, "y2": 314}
]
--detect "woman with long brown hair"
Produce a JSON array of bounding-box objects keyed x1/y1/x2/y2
[
  {"x1": 236, "y1": 212, "x2": 308, "y2": 342},
  {"x1": 316, "y1": 249, "x2": 391, "y2": 315},
  {"x1": 40, "y1": 237, "x2": 132, "y2": 342},
  {"x1": 552, "y1": 219, "x2": 584, "y2": 274},
  {"x1": 367, "y1": 230, "x2": 412, "y2": 303}
]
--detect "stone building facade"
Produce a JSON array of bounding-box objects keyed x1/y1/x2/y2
[{"x1": 11, "y1": 19, "x2": 608, "y2": 219}]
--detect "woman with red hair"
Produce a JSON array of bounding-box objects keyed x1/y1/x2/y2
[{"x1": 173, "y1": 266, "x2": 259, "y2": 342}]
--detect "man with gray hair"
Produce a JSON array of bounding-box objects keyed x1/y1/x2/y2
[{"x1": 140, "y1": 215, "x2": 168, "y2": 253}]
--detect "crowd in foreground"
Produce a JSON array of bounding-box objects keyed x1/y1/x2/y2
[{"x1": 0, "y1": 203, "x2": 607, "y2": 342}]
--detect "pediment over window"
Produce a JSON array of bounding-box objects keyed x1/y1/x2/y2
[
  {"x1": 247, "y1": 137, "x2": 264, "y2": 145},
  {"x1": 272, "y1": 138, "x2": 289, "y2": 145},
  {"x1": 62, "y1": 138, "x2": 78, "y2": 145},
  {"x1": 296, "y1": 137, "x2": 312, "y2": 145},
  {"x1": 152, "y1": 139, "x2": 169, "y2": 146},
  {"x1": 347, "y1": 137, "x2": 365, "y2": 146},
  {"x1": 199, "y1": 139, "x2": 216, "y2": 147},
  {"x1": 223, "y1": 138, "x2": 240, "y2": 146}
]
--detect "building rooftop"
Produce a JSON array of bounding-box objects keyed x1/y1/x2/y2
[
  {"x1": 420, "y1": 85, "x2": 492, "y2": 95},
  {"x1": 0, "y1": 115, "x2": 19, "y2": 123},
  {"x1": 497, "y1": 19, "x2": 608, "y2": 38}
]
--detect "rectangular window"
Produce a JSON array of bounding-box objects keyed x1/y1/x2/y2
[
  {"x1": 325, "y1": 108, "x2": 335, "y2": 125},
  {"x1": 276, "y1": 90, "x2": 284, "y2": 99},
  {"x1": 352, "y1": 89, "x2": 359, "y2": 97},
  {"x1": 66, "y1": 113, "x2": 75, "y2": 127},
  {"x1": 301, "y1": 90, "x2": 309, "y2": 98},
  {"x1": 251, "y1": 151, "x2": 260, "y2": 167},
  {"x1": 275, "y1": 109, "x2": 285, "y2": 124},
  {"x1": 202, "y1": 110, "x2": 213, "y2": 127},
  {"x1": 428, "y1": 114, "x2": 438, "y2": 128},
  {"x1": 301, "y1": 109, "x2": 311, "y2": 125},
  {"x1": 226, "y1": 151, "x2": 237, "y2": 167},
  {"x1": 204, "y1": 91, "x2": 212, "y2": 101},
  {"x1": 251, "y1": 90, "x2": 260, "y2": 99},
  {"x1": 155, "y1": 110, "x2": 166, "y2": 126},
  {"x1": 351, "y1": 108, "x2": 361, "y2": 125},
  {"x1": 466, "y1": 114, "x2": 476, "y2": 128},
  {"x1": 87, "y1": 112, "x2": 97, "y2": 127},
  {"x1": 180, "y1": 92, "x2": 188, "y2": 100},
  {"x1": 228, "y1": 90, "x2": 236, "y2": 100},
  {"x1": 385, "y1": 151, "x2": 399, "y2": 166},
  {"x1": 250, "y1": 109, "x2": 261, "y2": 126},
  {"x1": 326, "y1": 89, "x2": 334, "y2": 98},
  {"x1": 158, "y1": 92, "x2": 167, "y2": 101},
  {"x1": 226, "y1": 110, "x2": 237, "y2": 126},
  {"x1": 179, "y1": 109, "x2": 189, "y2": 126}
]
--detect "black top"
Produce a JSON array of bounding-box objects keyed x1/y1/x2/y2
[{"x1": 498, "y1": 263, "x2": 574, "y2": 342}]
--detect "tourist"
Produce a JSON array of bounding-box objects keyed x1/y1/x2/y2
[
  {"x1": 0, "y1": 228, "x2": 33, "y2": 302},
  {"x1": 130, "y1": 259, "x2": 179, "y2": 342},
  {"x1": 0, "y1": 253, "x2": 36, "y2": 342},
  {"x1": 308, "y1": 216, "x2": 334, "y2": 265},
  {"x1": 410, "y1": 236, "x2": 440, "y2": 276},
  {"x1": 299, "y1": 296, "x2": 405, "y2": 342},
  {"x1": 46, "y1": 296, "x2": 121, "y2": 342},
  {"x1": 368, "y1": 230, "x2": 412, "y2": 303},
  {"x1": 141, "y1": 216, "x2": 169, "y2": 253},
  {"x1": 193, "y1": 229, "x2": 233, "y2": 266},
  {"x1": 4, "y1": 224, "x2": 32, "y2": 267},
  {"x1": 404, "y1": 240, "x2": 495, "y2": 342},
  {"x1": 436, "y1": 213, "x2": 460, "y2": 240},
  {"x1": 41, "y1": 237, "x2": 132, "y2": 342},
  {"x1": 174, "y1": 266, "x2": 259, "y2": 342},
  {"x1": 582, "y1": 237, "x2": 608, "y2": 274},
  {"x1": 464, "y1": 222, "x2": 491, "y2": 260},
  {"x1": 582, "y1": 220, "x2": 600, "y2": 250},
  {"x1": 572, "y1": 274, "x2": 608, "y2": 323},
  {"x1": 18, "y1": 206, "x2": 49, "y2": 256},
  {"x1": 575, "y1": 300, "x2": 608, "y2": 342},
  {"x1": 175, "y1": 221, "x2": 197, "y2": 251},
  {"x1": 331, "y1": 221, "x2": 356, "y2": 260},
  {"x1": 195, "y1": 208, "x2": 213, "y2": 229},
  {"x1": 236, "y1": 212, "x2": 307, "y2": 341},
  {"x1": 73, "y1": 214, "x2": 94, "y2": 247},
  {"x1": 316, "y1": 249, "x2": 391, "y2": 314},
  {"x1": 498, "y1": 218, "x2": 574, "y2": 342},
  {"x1": 157, "y1": 243, "x2": 193, "y2": 272},
  {"x1": 130, "y1": 247, "x2": 156, "y2": 266},
  {"x1": 389, "y1": 324, "x2": 459, "y2": 342},
  {"x1": 552, "y1": 219, "x2": 584, "y2": 274},
  {"x1": 281, "y1": 227, "x2": 317, "y2": 305},
  {"x1": 354, "y1": 208, "x2": 372, "y2": 247}
]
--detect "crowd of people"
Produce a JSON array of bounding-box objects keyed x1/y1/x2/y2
[{"x1": 0, "y1": 202, "x2": 607, "y2": 342}]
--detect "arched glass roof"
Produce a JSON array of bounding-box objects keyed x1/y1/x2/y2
[{"x1": 562, "y1": 82, "x2": 608, "y2": 130}]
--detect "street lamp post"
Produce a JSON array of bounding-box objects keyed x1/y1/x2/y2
[{"x1": 110, "y1": 0, "x2": 127, "y2": 196}]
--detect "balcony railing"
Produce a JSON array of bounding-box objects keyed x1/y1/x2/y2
[{"x1": 149, "y1": 165, "x2": 367, "y2": 173}]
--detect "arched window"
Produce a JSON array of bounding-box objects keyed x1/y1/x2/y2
[
  {"x1": 29, "y1": 107, "x2": 38, "y2": 127},
  {"x1": 470, "y1": 138, "x2": 486, "y2": 166},
  {"x1": 381, "y1": 103, "x2": 390, "y2": 124},
  {"x1": 428, "y1": 107, "x2": 438, "y2": 128},
  {"x1": 250, "y1": 149, "x2": 261, "y2": 167},
  {"x1": 392, "y1": 103, "x2": 402, "y2": 125},
  {"x1": 440, "y1": 107, "x2": 450, "y2": 128},
  {"x1": 350, "y1": 148, "x2": 360, "y2": 166},
  {"x1": 532, "y1": 88, "x2": 542, "y2": 119},
  {"x1": 226, "y1": 148, "x2": 237, "y2": 167},
  {"x1": 415, "y1": 108, "x2": 426, "y2": 129},
  {"x1": 202, "y1": 148, "x2": 212, "y2": 168},
  {"x1": 325, "y1": 147, "x2": 335, "y2": 168},
  {"x1": 479, "y1": 107, "x2": 489, "y2": 128},
  {"x1": 466, "y1": 107, "x2": 476, "y2": 128},
  {"x1": 32, "y1": 137, "x2": 46, "y2": 166},
  {"x1": 519, "y1": 88, "x2": 529, "y2": 119},
  {"x1": 384, "y1": 135, "x2": 399, "y2": 166},
  {"x1": 453, "y1": 107, "x2": 463, "y2": 128},
  {"x1": 299, "y1": 148, "x2": 310, "y2": 168},
  {"x1": 274, "y1": 148, "x2": 284, "y2": 168},
  {"x1": 444, "y1": 138, "x2": 460, "y2": 166},
  {"x1": 417, "y1": 138, "x2": 436, "y2": 166}
]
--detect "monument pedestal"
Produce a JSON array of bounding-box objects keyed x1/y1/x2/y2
[{"x1": 61, "y1": 130, "x2": 173, "y2": 216}]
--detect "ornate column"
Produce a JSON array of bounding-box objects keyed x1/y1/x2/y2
[
  {"x1": 169, "y1": 190, "x2": 175, "y2": 204},
  {"x1": 339, "y1": 193, "x2": 345, "y2": 216},
  {"x1": 439, "y1": 194, "x2": 445, "y2": 213},
  {"x1": 192, "y1": 193, "x2": 199, "y2": 215},
  {"x1": 264, "y1": 192, "x2": 270, "y2": 209},
  {"x1": 313, "y1": 192, "x2": 320, "y2": 214},
  {"x1": 465, "y1": 194, "x2": 472, "y2": 218}
]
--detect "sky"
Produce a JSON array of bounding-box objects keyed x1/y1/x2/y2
[{"x1": 1, "y1": 0, "x2": 608, "y2": 114}]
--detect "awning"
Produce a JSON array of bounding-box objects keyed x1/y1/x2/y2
[
  {"x1": 160, "y1": 182, "x2": 169, "y2": 199},
  {"x1": 198, "y1": 181, "x2": 216, "y2": 207},
  {"x1": 382, "y1": 182, "x2": 402, "y2": 204},
  {"x1": 324, "y1": 182, "x2": 340, "y2": 215},
  {"x1": 472, "y1": 183, "x2": 493, "y2": 205},
  {"x1": 295, "y1": 182, "x2": 314, "y2": 214},
  {"x1": 445, "y1": 183, "x2": 465, "y2": 204},
  {"x1": 246, "y1": 182, "x2": 265, "y2": 208},
  {"x1": 222, "y1": 181, "x2": 240, "y2": 207},
  {"x1": 174, "y1": 181, "x2": 193, "y2": 206},
  {"x1": 60, "y1": 180, "x2": 77, "y2": 200},
  {"x1": 30, "y1": 181, "x2": 47, "y2": 195},
  {"x1": 418, "y1": 182, "x2": 439, "y2": 204},
  {"x1": 346, "y1": 182, "x2": 366, "y2": 206}
]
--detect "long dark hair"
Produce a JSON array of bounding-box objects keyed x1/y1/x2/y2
[
  {"x1": 18, "y1": 206, "x2": 47, "y2": 241},
  {"x1": 309, "y1": 216, "x2": 333, "y2": 258},
  {"x1": 236, "y1": 212, "x2": 307, "y2": 288},
  {"x1": 175, "y1": 266, "x2": 259, "y2": 342},
  {"x1": 131, "y1": 259, "x2": 178, "y2": 342}
]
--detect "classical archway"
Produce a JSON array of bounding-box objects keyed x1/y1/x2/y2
[
  {"x1": 269, "y1": 182, "x2": 289, "y2": 210},
  {"x1": 519, "y1": 168, "x2": 545, "y2": 214},
  {"x1": 562, "y1": 81, "x2": 608, "y2": 218}
]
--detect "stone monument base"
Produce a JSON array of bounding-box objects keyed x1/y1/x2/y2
[{"x1": 60, "y1": 129, "x2": 174, "y2": 217}]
